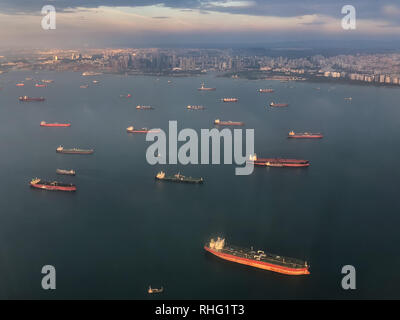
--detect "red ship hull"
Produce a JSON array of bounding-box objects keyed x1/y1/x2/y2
[
  {"x1": 250, "y1": 158, "x2": 309, "y2": 167},
  {"x1": 127, "y1": 129, "x2": 160, "y2": 133},
  {"x1": 30, "y1": 183, "x2": 76, "y2": 192},
  {"x1": 41, "y1": 123, "x2": 71, "y2": 127},
  {"x1": 205, "y1": 246, "x2": 310, "y2": 275}
]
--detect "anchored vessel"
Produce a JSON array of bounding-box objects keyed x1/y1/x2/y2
[
  {"x1": 344, "y1": 97, "x2": 352, "y2": 101},
  {"x1": 126, "y1": 126, "x2": 160, "y2": 133},
  {"x1": 198, "y1": 82, "x2": 216, "y2": 91},
  {"x1": 248, "y1": 154, "x2": 309, "y2": 167},
  {"x1": 35, "y1": 83, "x2": 47, "y2": 88},
  {"x1": 80, "y1": 84, "x2": 89, "y2": 88},
  {"x1": 155, "y1": 171, "x2": 203, "y2": 184},
  {"x1": 148, "y1": 286, "x2": 164, "y2": 294},
  {"x1": 136, "y1": 105, "x2": 154, "y2": 110},
  {"x1": 187, "y1": 105, "x2": 205, "y2": 110},
  {"x1": 270, "y1": 102, "x2": 288, "y2": 107},
  {"x1": 16, "y1": 83, "x2": 25, "y2": 87},
  {"x1": 288, "y1": 131, "x2": 323, "y2": 139},
  {"x1": 56, "y1": 169, "x2": 76, "y2": 176},
  {"x1": 56, "y1": 146, "x2": 94, "y2": 154},
  {"x1": 222, "y1": 98, "x2": 238, "y2": 102},
  {"x1": 82, "y1": 71, "x2": 102, "y2": 76},
  {"x1": 19, "y1": 96, "x2": 45, "y2": 102},
  {"x1": 40, "y1": 121, "x2": 71, "y2": 127},
  {"x1": 30, "y1": 178, "x2": 76, "y2": 192},
  {"x1": 204, "y1": 238, "x2": 310, "y2": 275},
  {"x1": 259, "y1": 88, "x2": 274, "y2": 93},
  {"x1": 214, "y1": 119, "x2": 244, "y2": 126}
]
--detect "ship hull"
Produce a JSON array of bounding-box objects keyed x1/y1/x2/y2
[
  {"x1": 127, "y1": 129, "x2": 159, "y2": 133},
  {"x1": 288, "y1": 134, "x2": 323, "y2": 139},
  {"x1": 41, "y1": 123, "x2": 71, "y2": 127},
  {"x1": 19, "y1": 97, "x2": 45, "y2": 102},
  {"x1": 250, "y1": 158, "x2": 309, "y2": 167},
  {"x1": 30, "y1": 183, "x2": 76, "y2": 192},
  {"x1": 155, "y1": 176, "x2": 203, "y2": 184},
  {"x1": 205, "y1": 246, "x2": 309, "y2": 275},
  {"x1": 215, "y1": 122, "x2": 244, "y2": 126},
  {"x1": 57, "y1": 150, "x2": 94, "y2": 154}
]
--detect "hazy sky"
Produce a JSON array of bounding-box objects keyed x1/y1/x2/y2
[{"x1": 1, "y1": 0, "x2": 400, "y2": 48}]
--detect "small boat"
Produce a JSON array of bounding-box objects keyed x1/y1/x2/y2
[
  {"x1": 40, "y1": 121, "x2": 71, "y2": 127},
  {"x1": 16, "y1": 83, "x2": 25, "y2": 87},
  {"x1": 92, "y1": 80, "x2": 99, "y2": 84},
  {"x1": 126, "y1": 126, "x2": 160, "y2": 133},
  {"x1": 35, "y1": 83, "x2": 47, "y2": 88},
  {"x1": 148, "y1": 286, "x2": 164, "y2": 294},
  {"x1": 80, "y1": 84, "x2": 89, "y2": 88},
  {"x1": 56, "y1": 169, "x2": 76, "y2": 176},
  {"x1": 258, "y1": 88, "x2": 274, "y2": 93},
  {"x1": 344, "y1": 97, "x2": 352, "y2": 101}
]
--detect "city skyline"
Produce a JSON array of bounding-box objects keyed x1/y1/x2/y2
[{"x1": 1, "y1": 1, "x2": 400, "y2": 48}]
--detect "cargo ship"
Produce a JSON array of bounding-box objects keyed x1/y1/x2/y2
[
  {"x1": 288, "y1": 131, "x2": 323, "y2": 139},
  {"x1": 41, "y1": 80, "x2": 54, "y2": 83},
  {"x1": 204, "y1": 237, "x2": 310, "y2": 276},
  {"x1": 259, "y1": 88, "x2": 274, "y2": 93},
  {"x1": 248, "y1": 154, "x2": 309, "y2": 167},
  {"x1": 35, "y1": 83, "x2": 47, "y2": 88},
  {"x1": 344, "y1": 97, "x2": 352, "y2": 101},
  {"x1": 187, "y1": 105, "x2": 205, "y2": 110},
  {"x1": 40, "y1": 121, "x2": 71, "y2": 127},
  {"x1": 126, "y1": 126, "x2": 160, "y2": 133},
  {"x1": 198, "y1": 82, "x2": 216, "y2": 91},
  {"x1": 136, "y1": 105, "x2": 154, "y2": 110},
  {"x1": 82, "y1": 71, "x2": 102, "y2": 76},
  {"x1": 214, "y1": 119, "x2": 244, "y2": 126},
  {"x1": 80, "y1": 84, "x2": 89, "y2": 89},
  {"x1": 56, "y1": 146, "x2": 94, "y2": 154},
  {"x1": 19, "y1": 96, "x2": 45, "y2": 102},
  {"x1": 270, "y1": 102, "x2": 288, "y2": 107},
  {"x1": 56, "y1": 169, "x2": 76, "y2": 176},
  {"x1": 155, "y1": 171, "x2": 204, "y2": 184},
  {"x1": 222, "y1": 98, "x2": 238, "y2": 102},
  {"x1": 16, "y1": 83, "x2": 25, "y2": 87},
  {"x1": 30, "y1": 178, "x2": 76, "y2": 192}
]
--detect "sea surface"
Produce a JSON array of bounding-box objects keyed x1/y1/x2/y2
[{"x1": 0, "y1": 71, "x2": 400, "y2": 299}]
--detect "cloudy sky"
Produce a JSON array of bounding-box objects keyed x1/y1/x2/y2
[{"x1": 1, "y1": 0, "x2": 400, "y2": 48}]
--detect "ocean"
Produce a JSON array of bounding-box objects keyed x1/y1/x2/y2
[{"x1": 0, "y1": 71, "x2": 399, "y2": 299}]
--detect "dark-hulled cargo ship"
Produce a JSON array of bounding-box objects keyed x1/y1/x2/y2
[
  {"x1": 56, "y1": 146, "x2": 94, "y2": 154},
  {"x1": 155, "y1": 171, "x2": 203, "y2": 184},
  {"x1": 30, "y1": 178, "x2": 76, "y2": 192},
  {"x1": 204, "y1": 237, "x2": 310, "y2": 275},
  {"x1": 248, "y1": 154, "x2": 309, "y2": 167},
  {"x1": 19, "y1": 96, "x2": 45, "y2": 102}
]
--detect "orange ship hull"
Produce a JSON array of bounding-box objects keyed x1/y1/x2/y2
[{"x1": 205, "y1": 246, "x2": 310, "y2": 275}]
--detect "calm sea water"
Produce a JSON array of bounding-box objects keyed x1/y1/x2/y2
[{"x1": 0, "y1": 71, "x2": 400, "y2": 299}]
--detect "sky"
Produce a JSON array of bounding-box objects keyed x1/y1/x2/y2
[{"x1": 1, "y1": 0, "x2": 400, "y2": 48}]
